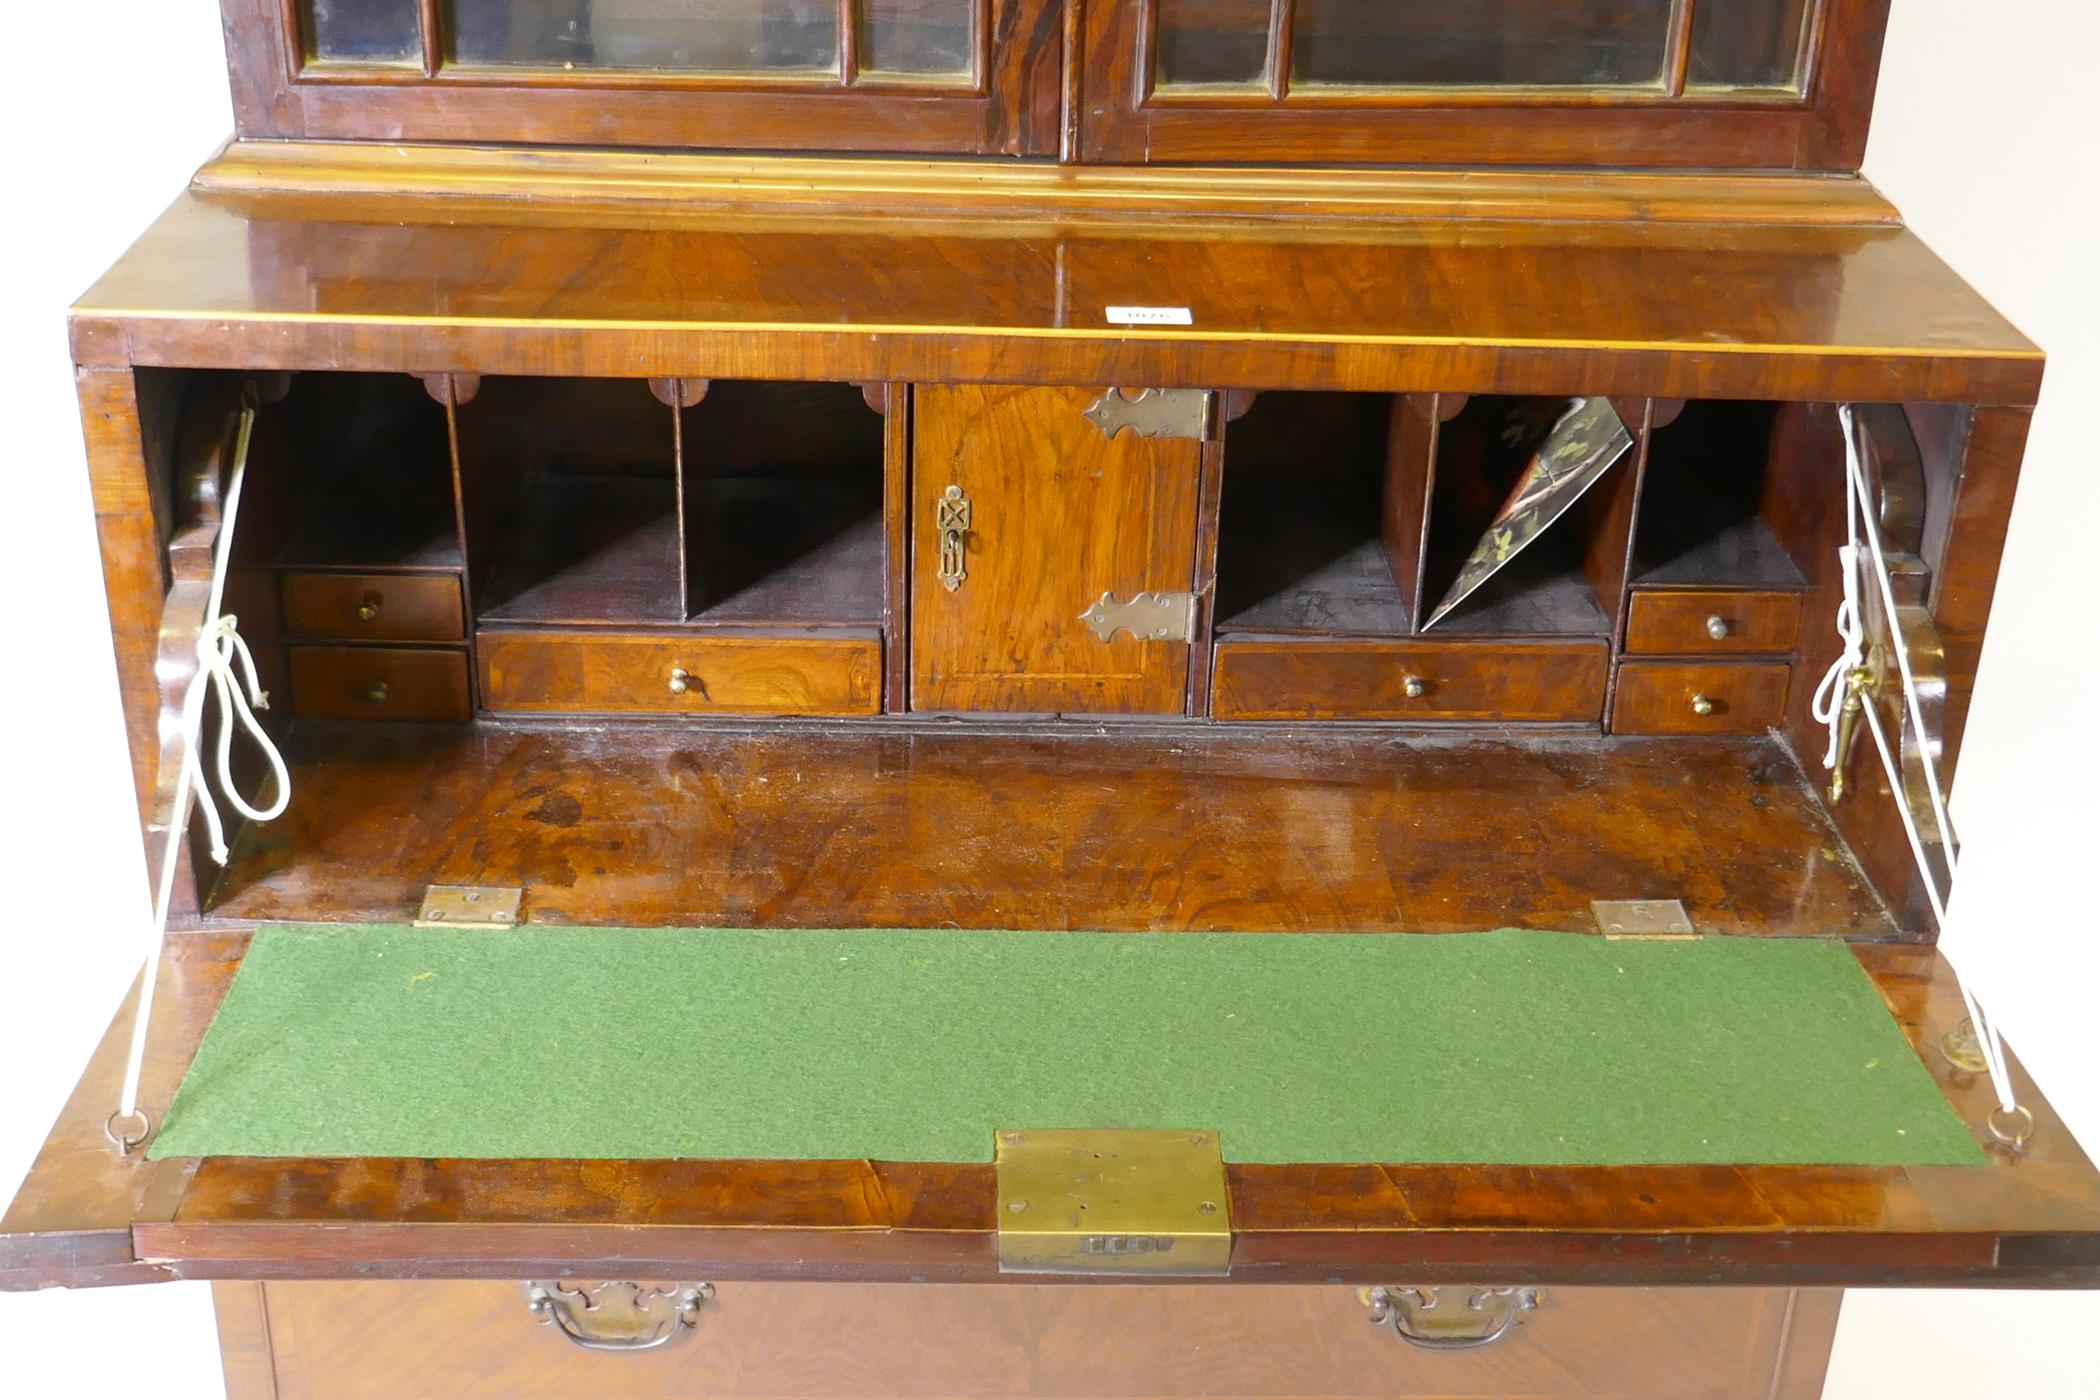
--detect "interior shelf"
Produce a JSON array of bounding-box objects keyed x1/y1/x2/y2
[
  {"x1": 477, "y1": 472, "x2": 684, "y2": 626},
  {"x1": 1215, "y1": 391, "x2": 1620, "y2": 641},
  {"x1": 1634, "y1": 400, "x2": 1810, "y2": 589},
  {"x1": 254, "y1": 372, "x2": 461, "y2": 572}
]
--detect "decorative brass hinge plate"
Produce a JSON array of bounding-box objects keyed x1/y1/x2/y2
[
  {"x1": 995, "y1": 1128, "x2": 1231, "y2": 1277},
  {"x1": 1591, "y1": 899, "x2": 1695, "y2": 939},
  {"x1": 415, "y1": 884, "x2": 524, "y2": 929},
  {"x1": 1082, "y1": 388, "x2": 1216, "y2": 441},
  {"x1": 1079, "y1": 590, "x2": 1197, "y2": 644}
]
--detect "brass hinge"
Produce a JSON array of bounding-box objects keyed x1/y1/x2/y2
[
  {"x1": 1591, "y1": 899, "x2": 1696, "y2": 940},
  {"x1": 1079, "y1": 590, "x2": 1198, "y2": 644},
  {"x1": 995, "y1": 1128, "x2": 1231, "y2": 1277},
  {"x1": 415, "y1": 884, "x2": 524, "y2": 929},
  {"x1": 1082, "y1": 388, "x2": 1216, "y2": 441}
]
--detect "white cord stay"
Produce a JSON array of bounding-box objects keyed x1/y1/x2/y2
[
  {"x1": 108, "y1": 384, "x2": 292, "y2": 1154},
  {"x1": 1823, "y1": 405, "x2": 2026, "y2": 1146}
]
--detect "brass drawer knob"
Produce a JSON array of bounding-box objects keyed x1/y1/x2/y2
[
  {"x1": 365, "y1": 680, "x2": 389, "y2": 705},
  {"x1": 1704, "y1": 614, "x2": 1729, "y2": 641},
  {"x1": 1362, "y1": 1286, "x2": 1539, "y2": 1351},
  {"x1": 1402, "y1": 674, "x2": 1427, "y2": 699},
  {"x1": 356, "y1": 595, "x2": 382, "y2": 623},
  {"x1": 1690, "y1": 692, "x2": 1716, "y2": 717},
  {"x1": 668, "y1": 667, "x2": 692, "y2": 696}
]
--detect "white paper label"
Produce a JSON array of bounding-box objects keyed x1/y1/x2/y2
[{"x1": 1105, "y1": 305, "x2": 1195, "y2": 327}]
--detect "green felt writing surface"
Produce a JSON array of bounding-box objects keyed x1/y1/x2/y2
[{"x1": 152, "y1": 925, "x2": 1984, "y2": 1166}]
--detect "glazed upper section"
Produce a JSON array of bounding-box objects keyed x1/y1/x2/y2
[{"x1": 223, "y1": 0, "x2": 1893, "y2": 170}]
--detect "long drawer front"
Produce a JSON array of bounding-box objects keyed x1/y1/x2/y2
[
  {"x1": 479, "y1": 628, "x2": 883, "y2": 716},
  {"x1": 219, "y1": 1281, "x2": 1838, "y2": 1400},
  {"x1": 1211, "y1": 638, "x2": 1611, "y2": 722}
]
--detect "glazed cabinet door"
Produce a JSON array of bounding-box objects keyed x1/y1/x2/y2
[
  {"x1": 910, "y1": 385, "x2": 1203, "y2": 714},
  {"x1": 1079, "y1": 0, "x2": 1878, "y2": 170},
  {"x1": 225, "y1": 0, "x2": 1063, "y2": 156}
]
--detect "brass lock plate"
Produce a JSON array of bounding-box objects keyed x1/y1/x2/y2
[{"x1": 995, "y1": 1128, "x2": 1231, "y2": 1276}]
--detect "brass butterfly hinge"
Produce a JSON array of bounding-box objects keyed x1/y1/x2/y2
[
  {"x1": 1079, "y1": 591, "x2": 1197, "y2": 644},
  {"x1": 1082, "y1": 388, "x2": 1217, "y2": 441}
]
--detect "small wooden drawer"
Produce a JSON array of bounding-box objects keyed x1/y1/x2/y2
[
  {"x1": 288, "y1": 645, "x2": 472, "y2": 722},
  {"x1": 1211, "y1": 638, "x2": 1610, "y2": 722},
  {"x1": 480, "y1": 628, "x2": 882, "y2": 716},
  {"x1": 1612, "y1": 660, "x2": 1791, "y2": 735},
  {"x1": 222, "y1": 1280, "x2": 1838, "y2": 1400},
  {"x1": 1624, "y1": 588, "x2": 1801, "y2": 657},
  {"x1": 282, "y1": 572, "x2": 465, "y2": 643}
]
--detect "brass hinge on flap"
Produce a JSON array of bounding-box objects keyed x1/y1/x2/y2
[
  {"x1": 1082, "y1": 388, "x2": 1216, "y2": 441},
  {"x1": 415, "y1": 884, "x2": 524, "y2": 929},
  {"x1": 995, "y1": 1128, "x2": 1232, "y2": 1277},
  {"x1": 1079, "y1": 590, "x2": 1198, "y2": 644}
]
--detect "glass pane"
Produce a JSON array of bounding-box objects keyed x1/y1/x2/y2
[
  {"x1": 1293, "y1": 0, "x2": 1673, "y2": 89},
  {"x1": 304, "y1": 0, "x2": 421, "y2": 64},
  {"x1": 860, "y1": 0, "x2": 973, "y2": 78},
  {"x1": 1155, "y1": 0, "x2": 1271, "y2": 90},
  {"x1": 1688, "y1": 0, "x2": 1813, "y2": 91},
  {"x1": 450, "y1": 0, "x2": 841, "y2": 73}
]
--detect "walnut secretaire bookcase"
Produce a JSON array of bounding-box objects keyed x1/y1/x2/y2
[{"x1": 6, "y1": 3, "x2": 2097, "y2": 1398}]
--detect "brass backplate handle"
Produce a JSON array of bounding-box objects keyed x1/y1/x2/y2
[
  {"x1": 936, "y1": 485, "x2": 972, "y2": 592},
  {"x1": 1361, "y1": 1286, "x2": 1540, "y2": 1351},
  {"x1": 523, "y1": 1281, "x2": 713, "y2": 1353}
]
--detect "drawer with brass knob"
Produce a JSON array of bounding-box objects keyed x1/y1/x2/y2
[
  {"x1": 282, "y1": 572, "x2": 466, "y2": 644},
  {"x1": 1623, "y1": 588, "x2": 1802, "y2": 657},
  {"x1": 1611, "y1": 660, "x2": 1791, "y2": 736},
  {"x1": 479, "y1": 628, "x2": 882, "y2": 716},
  {"x1": 287, "y1": 645, "x2": 472, "y2": 722},
  {"x1": 1211, "y1": 638, "x2": 1609, "y2": 722}
]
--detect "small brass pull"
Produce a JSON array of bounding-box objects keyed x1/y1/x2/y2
[
  {"x1": 356, "y1": 596, "x2": 382, "y2": 623},
  {"x1": 668, "y1": 667, "x2": 692, "y2": 696},
  {"x1": 1689, "y1": 693, "x2": 1715, "y2": 717},
  {"x1": 936, "y1": 485, "x2": 972, "y2": 593},
  {"x1": 1401, "y1": 675, "x2": 1427, "y2": 699},
  {"x1": 365, "y1": 680, "x2": 389, "y2": 705},
  {"x1": 1704, "y1": 614, "x2": 1729, "y2": 641}
]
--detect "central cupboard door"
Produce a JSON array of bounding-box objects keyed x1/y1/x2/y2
[{"x1": 910, "y1": 385, "x2": 1204, "y2": 714}]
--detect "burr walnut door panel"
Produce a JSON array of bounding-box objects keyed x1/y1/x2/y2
[{"x1": 910, "y1": 384, "x2": 1204, "y2": 714}]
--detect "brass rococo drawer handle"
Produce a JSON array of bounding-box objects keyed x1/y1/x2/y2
[
  {"x1": 524, "y1": 1280, "x2": 714, "y2": 1353},
  {"x1": 1361, "y1": 1285, "x2": 1539, "y2": 1351},
  {"x1": 936, "y1": 484, "x2": 972, "y2": 593}
]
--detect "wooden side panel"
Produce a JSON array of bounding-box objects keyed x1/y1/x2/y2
[
  {"x1": 76, "y1": 368, "x2": 170, "y2": 850},
  {"x1": 213, "y1": 1281, "x2": 280, "y2": 1400},
  {"x1": 241, "y1": 1280, "x2": 1824, "y2": 1400},
  {"x1": 910, "y1": 385, "x2": 1203, "y2": 714},
  {"x1": 480, "y1": 629, "x2": 882, "y2": 716},
  {"x1": 1213, "y1": 639, "x2": 1609, "y2": 722}
]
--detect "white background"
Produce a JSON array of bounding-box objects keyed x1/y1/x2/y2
[{"x1": 1, "y1": 3, "x2": 2095, "y2": 1395}]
